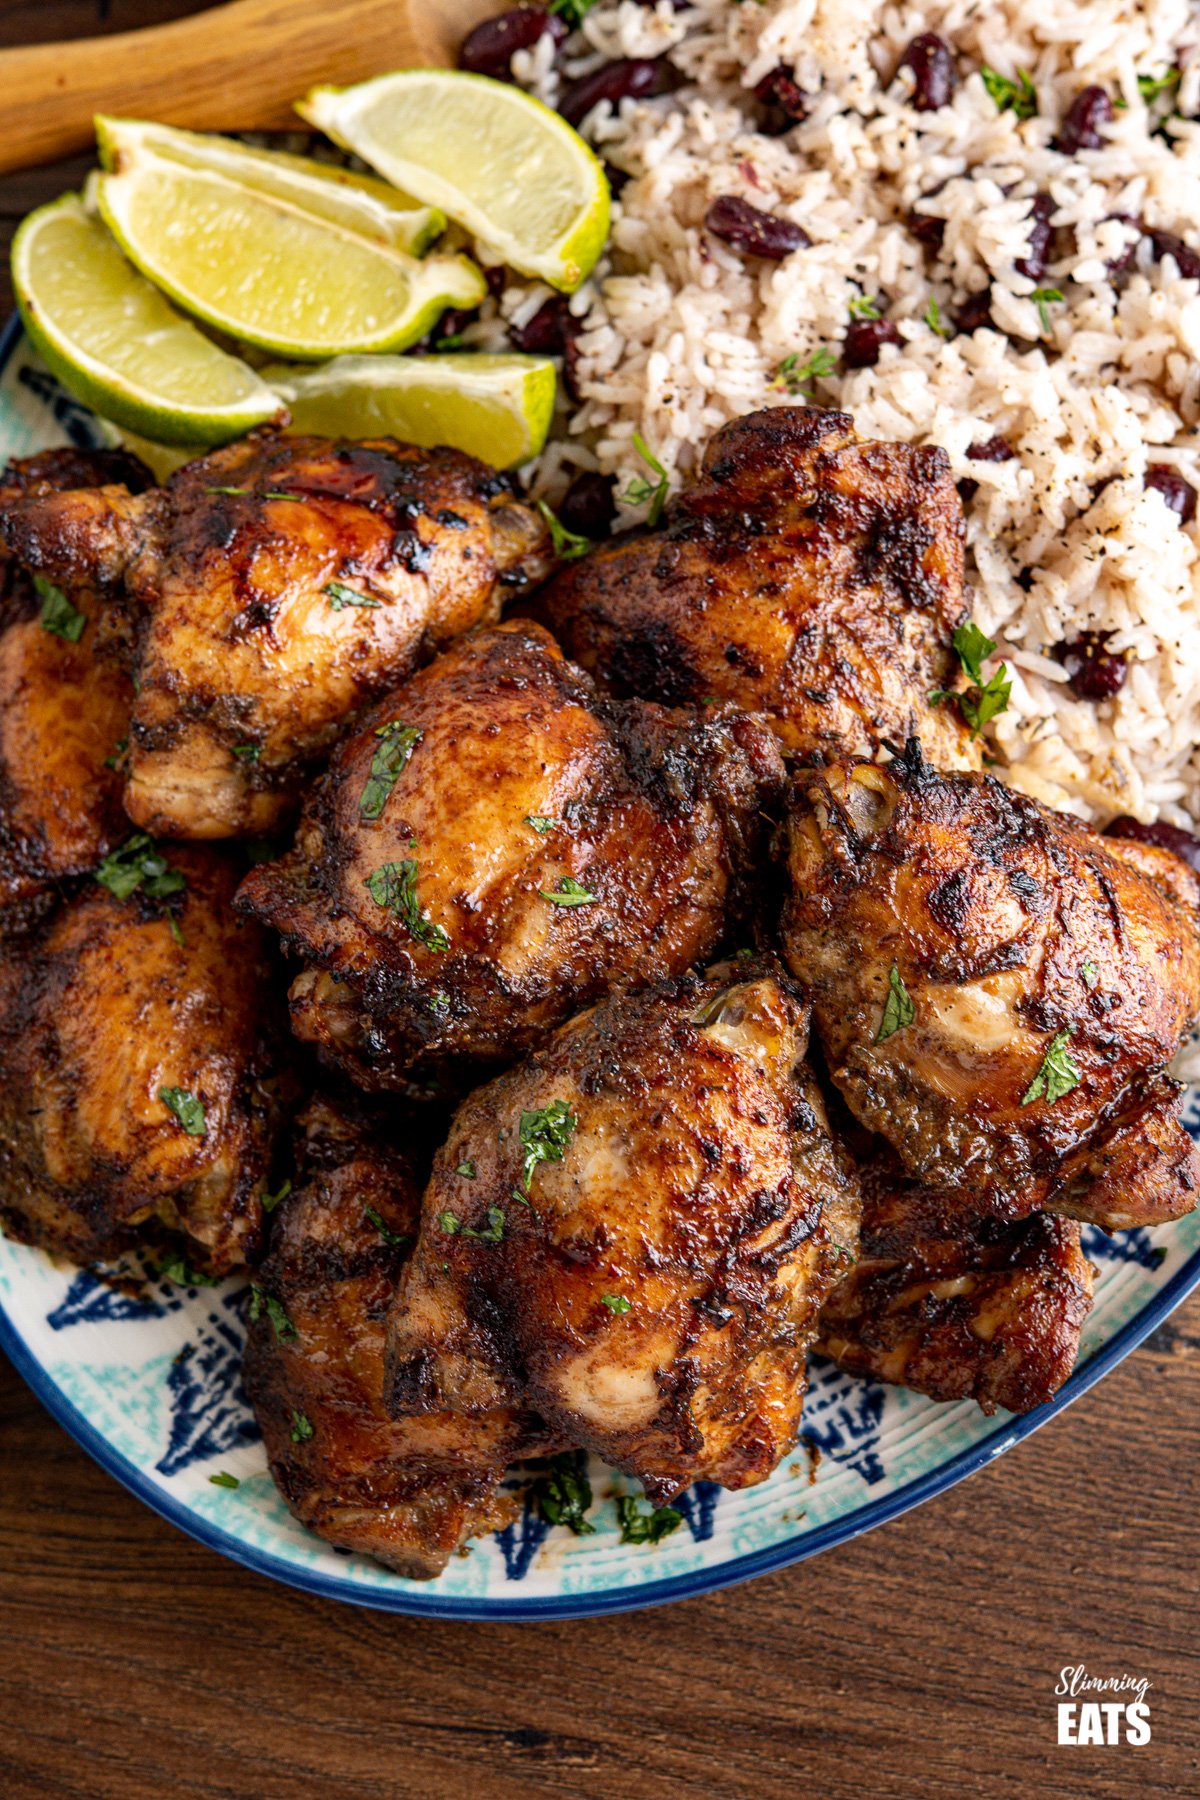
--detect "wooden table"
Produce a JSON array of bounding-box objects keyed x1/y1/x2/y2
[{"x1": 1, "y1": 6, "x2": 1198, "y2": 1795}]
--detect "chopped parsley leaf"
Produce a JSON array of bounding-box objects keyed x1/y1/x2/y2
[
  {"x1": 231, "y1": 743, "x2": 261, "y2": 763},
  {"x1": 360, "y1": 720, "x2": 421, "y2": 822},
  {"x1": 1020, "y1": 1029, "x2": 1081, "y2": 1106},
  {"x1": 952, "y1": 620, "x2": 996, "y2": 686},
  {"x1": 290, "y1": 1411, "x2": 314, "y2": 1443},
  {"x1": 456, "y1": 1160, "x2": 477, "y2": 1179},
  {"x1": 437, "y1": 1204, "x2": 504, "y2": 1241},
  {"x1": 531, "y1": 1451, "x2": 596, "y2": 1534},
  {"x1": 519, "y1": 1099, "x2": 577, "y2": 1197},
  {"x1": 1080, "y1": 961, "x2": 1099, "y2": 989},
  {"x1": 548, "y1": 0, "x2": 597, "y2": 24},
  {"x1": 616, "y1": 1495, "x2": 683, "y2": 1546},
  {"x1": 923, "y1": 298, "x2": 951, "y2": 338},
  {"x1": 324, "y1": 579, "x2": 383, "y2": 611},
  {"x1": 931, "y1": 621, "x2": 1011, "y2": 736},
  {"x1": 1031, "y1": 285, "x2": 1064, "y2": 334},
  {"x1": 364, "y1": 858, "x2": 450, "y2": 951},
  {"x1": 159, "y1": 1086, "x2": 206, "y2": 1136},
  {"x1": 156, "y1": 1253, "x2": 218, "y2": 1288},
  {"x1": 261, "y1": 1179, "x2": 292, "y2": 1215},
  {"x1": 103, "y1": 736, "x2": 129, "y2": 771},
  {"x1": 36, "y1": 574, "x2": 87, "y2": 643},
  {"x1": 536, "y1": 499, "x2": 592, "y2": 561},
  {"x1": 981, "y1": 65, "x2": 1038, "y2": 119},
  {"x1": 249, "y1": 1284, "x2": 296, "y2": 1341},
  {"x1": 772, "y1": 345, "x2": 837, "y2": 395},
  {"x1": 540, "y1": 876, "x2": 595, "y2": 906},
  {"x1": 525, "y1": 815, "x2": 559, "y2": 834},
  {"x1": 600, "y1": 1293, "x2": 632, "y2": 1315},
  {"x1": 209, "y1": 1471, "x2": 240, "y2": 1488},
  {"x1": 364, "y1": 1204, "x2": 409, "y2": 1250},
  {"x1": 957, "y1": 666, "x2": 1013, "y2": 734},
  {"x1": 875, "y1": 963, "x2": 915, "y2": 1043},
  {"x1": 95, "y1": 832, "x2": 186, "y2": 902},
  {"x1": 1137, "y1": 68, "x2": 1181, "y2": 104},
  {"x1": 848, "y1": 295, "x2": 881, "y2": 320},
  {"x1": 622, "y1": 431, "x2": 670, "y2": 526}
]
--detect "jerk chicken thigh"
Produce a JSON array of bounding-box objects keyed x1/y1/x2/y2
[
  {"x1": 535, "y1": 406, "x2": 978, "y2": 770},
  {"x1": 0, "y1": 447, "x2": 151, "y2": 925},
  {"x1": 781, "y1": 743, "x2": 1200, "y2": 1227},
  {"x1": 0, "y1": 845, "x2": 287, "y2": 1272},
  {"x1": 385, "y1": 961, "x2": 862, "y2": 1505},
  {"x1": 244, "y1": 1099, "x2": 552, "y2": 1578},
  {"x1": 0, "y1": 433, "x2": 553, "y2": 839},
  {"x1": 816, "y1": 1167, "x2": 1095, "y2": 1414},
  {"x1": 237, "y1": 619, "x2": 784, "y2": 1086}
]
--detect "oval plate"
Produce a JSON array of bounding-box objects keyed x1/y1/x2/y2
[{"x1": 2, "y1": 318, "x2": 1199, "y2": 1619}]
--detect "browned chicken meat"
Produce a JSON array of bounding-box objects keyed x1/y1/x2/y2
[
  {"x1": 384, "y1": 961, "x2": 862, "y2": 1505},
  {"x1": 243, "y1": 1099, "x2": 552, "y2": 1578},
  {"x1": 0, "y1": 447, "x2": 151, "y2": 925},
  {"x1": 817, "y1": 1169, "x2": 1095, "y2": 1413},
  {"x1": 237, "y1": 619, "x2": 785, "y2": 1086},
  {"x1": 0, "y1": 844, "x2": 288, "y2": 1272},
  {"x1": 0, "y1": 433, "x2": 553, "y2": 840},
  {"x1": 781, "y1": 742, "x2": 1200, "y2": 1227},
  {"x1": 534, "y1": 406, "x2": 977, "y2": 769}
]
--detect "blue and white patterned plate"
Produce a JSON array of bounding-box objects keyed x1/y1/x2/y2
[{"x1": 2, "y1": 315, "x2": 1200, "y2": 1619}]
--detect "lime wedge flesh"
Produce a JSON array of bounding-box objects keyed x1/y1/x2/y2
[
  {"x1": 264, "y1": 353, "x2": 558, "y2": 469},
  {"x1": 96, "y1": 154, "x2": 486, "y2": 359},
  {"x1": 300, "y1": 70, "x2": 610, "y2": 293},
  {"x1": 94, "y1": 116, "x2": 446, "y2": 256},
  {"x1": 11, "y1": 194, "x2": 282, "y2": 446}
]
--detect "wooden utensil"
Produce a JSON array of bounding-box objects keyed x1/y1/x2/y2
[{"x1": 0, "y1": 0, "x2": 498, "y2": 175}]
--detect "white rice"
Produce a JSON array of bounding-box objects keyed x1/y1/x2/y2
[{"x1": 469, "y1": 0, "x2": 1200, "y2": 857}]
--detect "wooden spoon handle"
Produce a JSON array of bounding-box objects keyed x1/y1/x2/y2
[{"x1": 0, "y1": 0, "x2": 495, "y2": 175}]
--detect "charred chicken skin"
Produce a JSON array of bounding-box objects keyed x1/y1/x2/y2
[
  {"x1": 0, "y1": 433, "x2": 553, "y2": 840},
  {"x1": 0, "y1": 847, "x2": 287, "y2": 1272},
  {"x1": 0, "y1": 448, "x2": 152, "y2": 925},
  {"x1": 237, "y1": 619, "x2": 785, "y2": 1087},
  {"x1": 385, "y1": 962, "x2": 862, "y2": 1506},
  {"x1": 781, "y1": 743, "x2": 1200, "y2": 1226},
  {"x1": 817, "y1": 1169, "x2": 1095, "y2": 1414},
  {"x1": 243, "y1": 1100, "x2": 550, "y2": 1579},
  {"x1": 534, "y1": 406, "x2": 977, "y2": 769}
]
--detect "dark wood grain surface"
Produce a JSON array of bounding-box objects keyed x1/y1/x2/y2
[{"x1": 1, "y1": 7, "x2": 1198, "y2": 1796}]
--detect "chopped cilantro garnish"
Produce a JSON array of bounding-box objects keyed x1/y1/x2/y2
[
  {"x1": 1137, "y1": 68, "x2": 1181, "y2": 103},
  {"x1": 981, "y1": 65, "x2": 1038, "y2": 119},
  {"x1": 875, "y1": 963, "x2": 915, "y2": 1043},
  {"x1": 249, "y1": 1284, "x2": 296, "y2": 1341},
  {"x1": 156, "y1": 1253, "x2": 218, "y2": 1288},
  {"x1": 548, "y1": 0, "x2": 597, "y2": 24},
  {"x1": 159, "y1": 1086, "x2": 206, "y2": 1136},
  {"x1": 208, "y1": 1471, "x2": 239, "y2": 1488},
  {"x1": 324, "y1": 579, "x2": 383, "y2": 611},
  {"x1": 772, "y1": 345, "x2": 837, "y2": 395},
  {"x1": 35, "y1": 574, "x2": 86, "y2": 643},
  {"x1": 600, "y1": 1293, "x2": 632, "y2": 1315},
  {"x1": 848, "y1": 295, "x2": 881, "y2": 320},
  {"x1": 456, "y1": 1160, "x2": 477, "y2": 1179},
  {"x1": 539, "y1": 876, "x2": 596, "y2": 906},
  {"x1": 364, "y1": 859, "x2": 450, "y2": 951},
  {"x1": 290, "y1": 1411, "x2": 314, "y2": 1443},
  {"x1": 952, "y1": 621, "x2": 995, "y2": 686},
  {"x1": 364, "y1": 1204, "x2": 409, "y2": 1250},
  {"x1": 231, "y1": 743, "x2": 261, "y2": 763},
  {"x1": 536, "y1": 499, "x2": 592, "y2": 561},
  {"x1": 1080, "y1": 961, "x2": 1099, "y2": 989},
  {"x1": 260, "y1": 1179, "x2": 292, "y2": 1215},
  {"x1": 1020, "y1": 1029, "x2": 1081, "y2": 1106},
  {"x1": 621, "y1": 432, "x2": 670, "y2": 525},
  {"x1": 924, "y1": 299, "x2": 951, "y2": 338},
  {"x1": 931, "y1": 621, "x2": 1011, "y2": 736},
  {"x1": 95, "y1": 832, "x2": 186, "y2": 902},
  {"x1": 525, "y1": 815, "x2": 559, "y2": 834},
  {"x1": 532, "y1": 1451, "x2": 597, "y2": 1533},
  {"x1": 1031, "y1": 286, "x2": 1065, "y2": 334},
  {"x1": 519, "y1": 1099, "x2": 577, "y2": 1197},
  {"x1": 360, "y1": 721, "x2": 421, "y2": 822},
  {"x1": 616, "y1": 1495, "x2": 683, "y2": 1545}
]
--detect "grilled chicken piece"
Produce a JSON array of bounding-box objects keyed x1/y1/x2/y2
[
  {"x1": 0, "y1": 433, "x2": 553, "y2": 840},
  {"x1": 781, "y1": 742, "x2": 1200, "y2": 1226},
  {"x1": 534, "y1": 406, "x2": 977, "y2": 769},
  {"x1": 0, "y1": 448, "x2": 152, "y2": 926},
  {"x1": 237, "y1": 620, "x2": 785, "y2": 1087},
  {"x1": 385, "y1": 962, "x2": 861, "y2": 1506},
  {"x1": 817, "y1": 1170, "x2": 1095, "y2": 1414},
  {"x1": 243, "y1": 1099, "x2": 550, "y2": 1578},
  {"x1": 0, "y1": 846, "x2": 287, "y2": 1272}
]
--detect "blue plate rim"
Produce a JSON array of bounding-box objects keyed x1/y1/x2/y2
[{"x1": 1, "y1": 309, "x2": 1198, "y2": 1619}]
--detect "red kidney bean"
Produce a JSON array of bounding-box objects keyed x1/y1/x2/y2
[
  {"x1": 967, "y1": 434, "x2": 1016, "y2": 463},
  {"x1": 558, "y1": 471, "x2": 617, "y2": 539},
  {"x1": 755, "y1": 65, "x2": 809, "y2": 135},
  {"x1": 706, "y1": 195, "x2": 810, "y2": 260},
  {"x1": 1145, "y1": 464, "x2": 1198, "y2": 524},
  {"x1": 906, "y1": 205, "x2": 946, "y2": 250},
  {"x1": 1145, "y1": 226, "x2": 1200, "y2": 281},
  {"x1": 896, "y1": 33, "x2": 956, "y2": 112},
  {"x1": 460, "y1": 7, "x2": 567, "y2": 78},
  {"x1": 1015, "y1": 193, "x2": 1054, "y2": 281},
  {"x1": 1056, "y1": 85, "x2": 1114, "y2": 152},
  {"x1": 1053, "y1": 630, "x2": 1129, "y2": 700},
  {"x1": 1103, "y1": 213, "x2": 1141, "y2": 280},
  {"x1": 843, "y1": 317, "x2": 903, "y2": 368},
  {"x1": 559, "y1": 58, "x2": 666, "y2": 127},
  {"x1": 1106, "y1": 815, "x2": 1200, "y2": 874},
  {"x1": 953, "y1": 289, "x2": 995, "y2": 333},
  {"x1": 484, "y1": 265, "x2": 508, "y2": 300},
  {"x1": 510, "y1": 298, "x2": 584, "y2": 400}
]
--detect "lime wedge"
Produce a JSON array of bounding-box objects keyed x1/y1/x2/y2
[
  {"x1": 95, "y1": 116, "x2": 446, "y2": 256},
  {"x1": 264, "y1": 353, "x2": 557, "y2": 469},
  {"x1": 11, "y1": 194, "x2": 283, "y2": 446},
  {"x1": 299, "y1": 70, "x2": 610, "y2": 293},
  {"x1": 95, "y1": 153, "x2": 486, "y2": 359}
]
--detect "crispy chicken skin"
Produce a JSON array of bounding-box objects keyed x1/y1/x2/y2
[
  {"x1": 0, "y1": 448, "x2": 152, "y2": 925},
  {"x1": 781, "y1": 743, "x2": 1200, "y2": 1225},
  {"x1": 817, "y1": 1170, "x2": 1095, "y2": 1413},
  {"x1": 385, "y1": 962, "x2": 862, "y2": 1505},
  {"x1": 0, "y1": 433, "x2": 553, "y2": 839},
  {"x1": 534, "y1": 406, "x2": 977, "y2": 769},
  {"x1": 0, "y1": 848, "x2": 287, "y2": 1272},
  {"x1": 237, "y1": 619, "x2": 785, "y2": 1087},
  {"x1": 243, "y1": 1100, "x2": 549, "y2": 1578}
]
